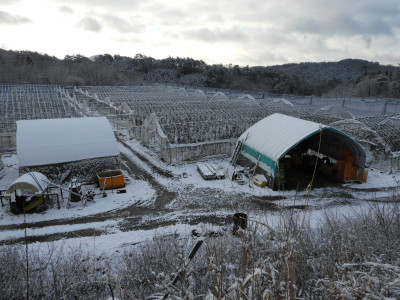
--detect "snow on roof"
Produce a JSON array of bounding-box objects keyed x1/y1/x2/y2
[
  {"x1": 17, "y1": 117, "x2": 119, "y2": 167},
  {"x1": 238, "y1": 94, "x2": 255, "y2": 101},
  {"x1": 194, "y1": 89, "x2": 205, "y2": 95},
  {"x1": 211, "y1": 92, "x2": 229, "y2": 101},
  {"x1": 239, "y1": 113, "x2": 325, "y2": 163},
  {"x1": 6, "y1": 172, "x2": 49, "y2": 194},
  {"x1": 269, "y1": 98, "x2": 294, "y2": 107},
  {"x1": 239, "y1": 114, "x2": 366, "y2": 173}
]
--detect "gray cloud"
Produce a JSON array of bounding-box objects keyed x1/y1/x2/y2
[
  {"x1": 152, "y1": 6, "x2": 191, "y2": 26},
  {"x1": 247, "y1": 50, "x2": 290, "y2": 66},
  {"x1": 336, "y1": 16, "x2": 392, "y2": 36},
  {"x1": 358, "y1": 1, "x2": 400, "y2": 18},
  {"x1": 103, "y1": 15, "x2": 134, "y2": 32},
  {"x1": 207, "y1": 14, "x2": 225, "y2": 23},
  {"x1": 0, "y1": 0, "x2": 22, "y2": 4},
  {"x1": 0, "y1": 11, "x2": 31, "y2": 25},
  {"x1": 372, "y1": 52, "x2": 400, "y2": 66},
  {"x1": 286, "y1": 15, "x2": 393, "y2": 37},
  {"x1": 363, "y1": 36, "x2": 372, "y2": 49},
  {"x1": 254, "y1": 28, "x2": 289, "y2": 45},
  {"x1": 53, "y1": 0, "x2": 143, "y2": 11},
  {"x1": 3, "y1": 0, "x2": 400, "y2": 66},
  {"x1": 102, "y1": 15, "x2": 145, "y2": 33},
  {"x1": 155, "y1": 7, "x2": 186, "y2": 20},
  {"x1": 77, "y1": 17, "x2": 101, "y2": 32},
  {"x1": 366, "y1": 19, "x2": 393, "y2": 35},
  {"x1": 183, "y1": 27, "x2": 248, "y2": 43},
  {"x1": 59, "y1": 5, "x2": 74, "y2": 14}
]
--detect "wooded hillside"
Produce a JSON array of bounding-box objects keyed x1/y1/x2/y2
[{"x1": 1, "y1": 48, "x2": 400, "y2": 98}]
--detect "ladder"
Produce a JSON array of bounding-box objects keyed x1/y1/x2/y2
[{"x1": 231, "y1": 132, "x2": 249, "y2": 166}]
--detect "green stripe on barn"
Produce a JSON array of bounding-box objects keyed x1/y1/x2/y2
[{"x1": 241, "y1": 144, "x2": 278, "y2": 177}]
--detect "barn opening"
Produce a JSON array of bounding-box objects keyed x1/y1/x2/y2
[{"x1": 233, "y1": 113, "x2": 367, "y2": 190}]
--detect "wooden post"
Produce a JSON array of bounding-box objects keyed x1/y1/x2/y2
[
  {"x1": 0, "y1": 190, "x2": 4, "y2": 207},
  {"x1": 111, "y1": 176, "x2": 113, "y2": 194}
]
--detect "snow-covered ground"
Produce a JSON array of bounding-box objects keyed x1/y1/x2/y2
[
  {"x1": 1, "y1": 139, "x2": 399, "y2": 257},
  {"x1": 0, "y1": 153, "x2": 155, "y2": 226}
]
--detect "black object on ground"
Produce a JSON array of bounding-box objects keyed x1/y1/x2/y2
[{"x1": 233, "y1": 212, "x2": 248, "y2": 234}]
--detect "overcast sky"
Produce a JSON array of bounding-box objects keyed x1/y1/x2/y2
[{"x1": 0, "y1": 0, "x2": 399, "y2": 66}]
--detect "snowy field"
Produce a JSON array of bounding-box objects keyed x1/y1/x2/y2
[{"x1": 1, "y1": 136, "x2": 399, "y2": 257}]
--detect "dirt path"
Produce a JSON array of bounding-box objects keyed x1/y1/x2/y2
[
  {"x1": 1, "y1": 214, "x2": 230, "y2": 245},
  {"x1": 2, "y1": 144, "x2": 398, "y2": 245},
  {"x1": 0, "y1": 149, "x2": 177, "y2": 232},
  {"x1": 119, "y1": 152, "x2": 177, "y2": 209},
  {"x1": 117, "y1": 138, "x2": 174, "y2": 178}
]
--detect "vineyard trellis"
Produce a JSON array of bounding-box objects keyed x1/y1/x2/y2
[
  {"x1": 0, "y1": 83, "x2": 82, "y2": 149},
  {"x1": 1, "y1": 83, "x2": 400, "y2": 167},
  {"x1": 0, "y1": 84, "x2": 81, "y2": 132}
]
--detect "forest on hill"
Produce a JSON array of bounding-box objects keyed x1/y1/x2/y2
[{"x1": 1, "y1": 48, "x2": 400, "y2": 98}]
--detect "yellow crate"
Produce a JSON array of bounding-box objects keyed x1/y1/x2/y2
[{"x1": 97, "y1": 170, "x2": 125, "y2": 189}]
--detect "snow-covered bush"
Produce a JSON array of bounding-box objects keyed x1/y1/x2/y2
[{"x1": 1, "y1": 203, "x2": 399, "y2": 299}]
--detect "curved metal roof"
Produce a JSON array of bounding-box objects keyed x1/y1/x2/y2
[
  {"x1": 17, "y1": 117, "x2": 119, "y2": 167},
  {"x1": 6, "y1": 172, "x2": 49, "y2": 194},
  {"x1": 238, "y1": 113, "x2": 366, "y2": 176}
]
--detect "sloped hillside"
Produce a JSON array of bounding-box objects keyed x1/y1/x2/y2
[{"x1": 1, "y1": 48, "x2": 399, "y2": 98}]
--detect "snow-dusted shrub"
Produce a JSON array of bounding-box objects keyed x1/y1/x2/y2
[
  {"x1": 308, "y1": 203, "x2": 400, "y2": 299},
  {"x1": 2, "y1": 203, "x2": 400, "y2": 299},
  {"x1": 0, "y1": 246, "x2": 26, "y2": 299},
  {"x1": 0, "y1": 244, "x2": 110, "y2": 300},
  {"x1": 116, "y1": 233, "x2": 194, "y2": 298}
]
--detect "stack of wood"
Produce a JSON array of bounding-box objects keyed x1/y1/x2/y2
[
  {"x1": 197, "y1": 162, "x2": 225, "y2": 180},
  {"x1": 357, "y1": 168, "x2": 369, "y2": 183},
  {"x1": 333, "y1": 150, "x2": 368, "y2": 182}
]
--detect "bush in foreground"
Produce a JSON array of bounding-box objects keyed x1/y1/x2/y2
[{"x1": 1, "y1": 203, "x2": 399, "y2": 299}]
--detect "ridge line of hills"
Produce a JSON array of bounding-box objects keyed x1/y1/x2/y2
[{"x1": 1, "y1": 48, "x2": 399, "y2": 98}]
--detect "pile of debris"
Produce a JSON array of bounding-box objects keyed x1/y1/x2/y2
[{"x1": 196, "y1": 162, "x2": 225, "y2": 180}]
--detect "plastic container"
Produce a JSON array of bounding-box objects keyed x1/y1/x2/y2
[{"x1": 97, "y1": 170, "x2": 125, "y2": 190}]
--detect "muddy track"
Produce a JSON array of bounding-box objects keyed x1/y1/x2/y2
[
  {"x1": 2, "y1": 143, "x2": 397, "y2": 245},
  {"x1": 118, "y1": 138, "x2": 174, "y2": 178},
  {"x1": 119, "y1": 152, "x2": 177, "y2": 209},
  {"x1": 1, "y1": 228, "x2": 107, "y2": 245},
  {"x1": 2, "y1": 214, "x2": 230, "y2": 245},
  {"x1": 0, "y1": 149, "x2": 178, "y2": 233}
]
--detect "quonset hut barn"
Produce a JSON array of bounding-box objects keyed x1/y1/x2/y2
[
  {"x1": 233, "y1": 113, "x2": 367, "y2": 190},
  {"x1": 16, "y1": 117, "x2": 119, "y2": 184}
]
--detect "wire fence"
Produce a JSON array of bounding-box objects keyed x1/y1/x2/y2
[{"x1": 1, "y1": 83, "x2": 400, "y2": 154}]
